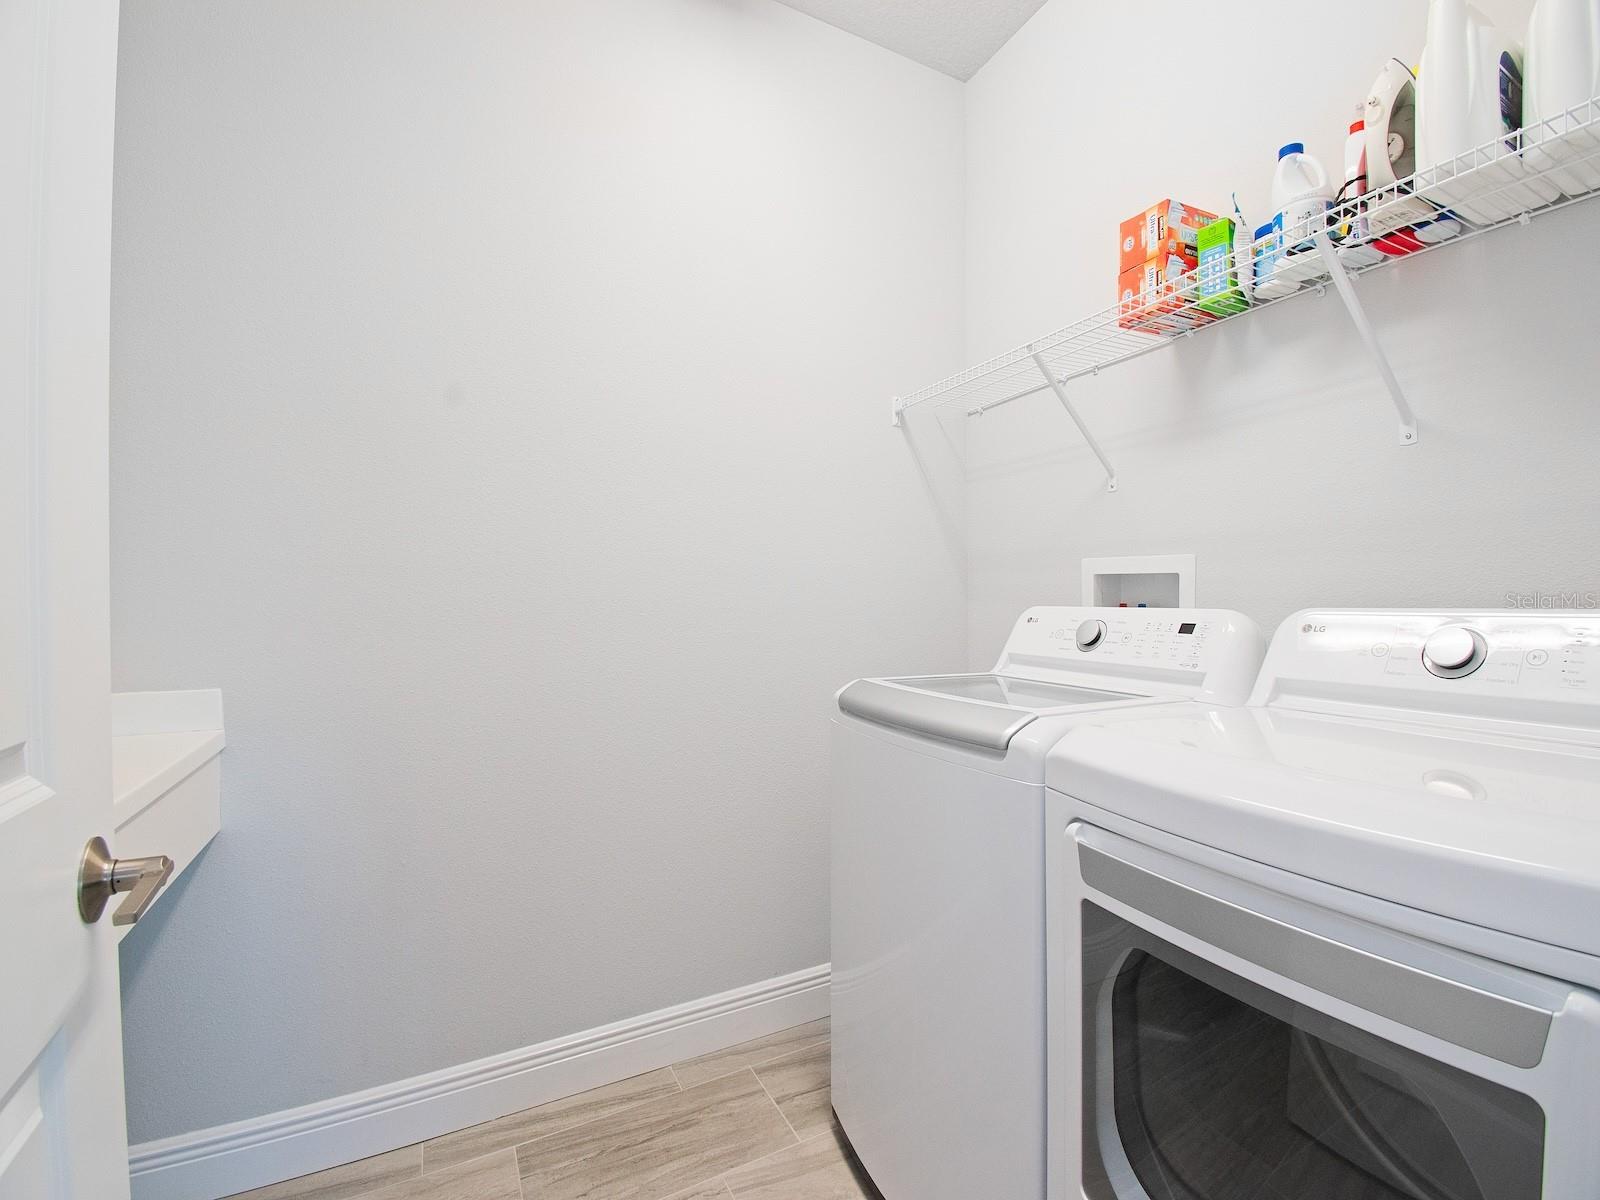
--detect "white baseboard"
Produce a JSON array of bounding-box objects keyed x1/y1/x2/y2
[{"x1": 128, "y1": 963, "x2": 830, "y2": 1200}]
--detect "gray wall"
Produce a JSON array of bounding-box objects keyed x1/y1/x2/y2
[
  {"x1": 111, "y1": 0, "x2": 967, "y2": 1142},
  {"x1": 961, "y1": 0, "x2": 1600, "y2": 663}
]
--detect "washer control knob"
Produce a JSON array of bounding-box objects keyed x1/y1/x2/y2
[
  {"x1": 1075, "y1": 619, "x2": 1107, "y2": 651},
  {"x1": 1423, "y1": 626, "x2": 1487, "y2": 678}
]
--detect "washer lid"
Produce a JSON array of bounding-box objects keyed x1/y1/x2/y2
[
  {"x1": 888, "y1": 674, "x2": 1137, "y2": 708},
  {"x1": 1047, "y1": 705, "x2": 1600, "y2": 959},
  {"x1": 838, "y1": 675, "x2": 1137, "y2": 752}
]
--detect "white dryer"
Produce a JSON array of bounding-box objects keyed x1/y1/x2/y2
[
  {"x1": 830, "y1": 606, "x2": 1264, "y2": 1200},
  {"x1": 1044, "y1": 609, "x2": 1600, "y2": 1200}
]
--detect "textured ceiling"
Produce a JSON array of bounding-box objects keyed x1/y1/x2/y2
[{"x1": 770, "y1": 0, "x2": 1050, "y2": 81}]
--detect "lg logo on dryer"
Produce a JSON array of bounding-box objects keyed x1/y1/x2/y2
[{"x1": 1302, "y1": 623, "x2": 1327, "y2": 634}]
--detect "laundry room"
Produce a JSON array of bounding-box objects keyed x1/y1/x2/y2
[{"x1": 5, "y1": 0, "x2": 1599, "y2": 1198}]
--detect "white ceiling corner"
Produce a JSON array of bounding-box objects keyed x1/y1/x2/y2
[{"x1": 769, "y1": 0, "x2": 1050, "y2": 81}]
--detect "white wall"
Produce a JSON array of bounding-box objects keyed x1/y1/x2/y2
[
  {"x1": 110, "y1": 0, "x2": 966, "y2": 1142},
  {"x1": 963, "y1": 0, "x2": 1600, "y2": 663},
  {"x1": 114, "y1": 0, "x2": 1600, "y2": 1150}
]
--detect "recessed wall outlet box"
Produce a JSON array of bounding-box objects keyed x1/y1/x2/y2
[{"x1": 1082, "y1": 554, "x2": 1195, "y2": 609}]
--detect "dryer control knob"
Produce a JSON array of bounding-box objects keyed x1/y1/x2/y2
[
  {"x1": 1423, "y1": 626, "x2": 1487, "y2": 678},
  {"x1": 1075, "y1": 620, "x2": 1107, "y2": 651}
]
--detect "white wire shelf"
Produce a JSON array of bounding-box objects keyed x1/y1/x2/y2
[{"x1": 892, "y1": 94, "x2": 1600, "y2": 487}]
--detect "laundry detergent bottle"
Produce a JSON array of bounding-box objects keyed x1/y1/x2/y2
[
  {"x1": 1416, "y1": 0, "x2": 1560, "y2": 221},
  {"x1": 1525, "y1": 0, "x2": 1600, "y2": 193},
  {"x1": 1272, "y1": 142, "x2": 1333, "y2": 251}
]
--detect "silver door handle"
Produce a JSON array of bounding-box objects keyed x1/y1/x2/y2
[{"x1": 78, "y1": 836, "x2": 174, "y2": 926}]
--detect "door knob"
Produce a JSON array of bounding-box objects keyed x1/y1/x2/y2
[{"x1": 78, "y1": 836, "x2": 174, "y2": 926}]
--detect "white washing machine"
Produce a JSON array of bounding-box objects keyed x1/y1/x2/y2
[
  {"x1": 830, "y1": 606, "x2": 1264, "y2": 1200},
  {"x1": 1044, "y1": 609, "x2": 1600, "y2": 1200}
]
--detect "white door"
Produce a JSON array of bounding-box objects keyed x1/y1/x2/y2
[{"x1": 1, "y1": 0, "x2": 130, "y2": 1196}]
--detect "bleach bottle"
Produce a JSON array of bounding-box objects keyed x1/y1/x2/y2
[{"x1": 1273, "y1": 143, "x2": 1334, "y2": 250}]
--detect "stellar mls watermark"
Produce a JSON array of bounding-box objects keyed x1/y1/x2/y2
[{"x1": 1503, "y1": 590, "x2": 1600, "y2": 609}]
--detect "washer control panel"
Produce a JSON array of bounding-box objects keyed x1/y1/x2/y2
[
  {"x1": 1259, "y1": 610, "x2": 1600, "y2": 715},
  {"x1": 996, "y1": 607, "x2": 1265, "y2": 706},
  {"x1": 1051, "y1": 614, "x2": 1215, "y2": 670}
]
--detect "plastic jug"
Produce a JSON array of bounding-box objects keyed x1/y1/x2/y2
[
  {"x1": 1525, "y1": 0, "x2": 1600, "y2": 194},
  {"x1": 1336, "y1": 120, "x2": 1387, "y2": 267},
  {"x1": 1252, "y1": 220, "x2": 1300, "y2": 300},
  {"x1": 1416, "y1": 0, "x2": 1560, "y2": 222},
  {"x1": 1271, "y1": 143, "x2": 1334, "y2": 250},
  {"x1": 1343, "y1": 119, "x2": 1369, "y2": 201}
]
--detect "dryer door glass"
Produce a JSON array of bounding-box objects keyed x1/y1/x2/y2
[{"x1": 1079, "y1": 903, "x2": 1546, "y2": 1200}]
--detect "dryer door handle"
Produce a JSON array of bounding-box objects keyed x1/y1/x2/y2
[{"x1": 1076, "y1": 832, "x2": 1556, "y2": 1069}]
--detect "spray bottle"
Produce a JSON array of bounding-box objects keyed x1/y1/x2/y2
[{"x1": 1232, "y1": 195, "x2": 1254, "y2": 305}]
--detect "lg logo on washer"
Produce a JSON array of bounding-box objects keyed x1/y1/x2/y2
[{"x1": 1302, "y1": 623, "x2": 1327, "y2": 634}]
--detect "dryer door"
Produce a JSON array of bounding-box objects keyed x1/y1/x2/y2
[{"x1": 1056, "y1": 824, "x2": 1600, "y2": 1200}]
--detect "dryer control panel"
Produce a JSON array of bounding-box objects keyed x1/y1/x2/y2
[
  {"x1": 995, "y1": 607, "x2": 1265, "y2": 707},
  {"x1": 1256, "y1": 610, "x2": 1600, "y2": 728}
]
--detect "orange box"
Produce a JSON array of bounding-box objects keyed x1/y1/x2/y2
[
  {"x1": 1118, "y1": 199, "x2": 1221, "y2": 275},
  {"x1": 1116, "y1": 250, "x2": 1215, "y2": 334}
]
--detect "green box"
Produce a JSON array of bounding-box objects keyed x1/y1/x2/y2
[{"x1": 1196, "y1": 218, "x2": 1248, "y2": 316}]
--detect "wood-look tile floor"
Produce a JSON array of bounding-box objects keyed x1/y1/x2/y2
[{"x1": 226, "y1": 1020, "x2": 884, "y2": 1200}]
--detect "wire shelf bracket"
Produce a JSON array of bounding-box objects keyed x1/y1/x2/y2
[
  {"x1": 1313, "y1": 229, "x2": 1419, "y2": 446},
  {"x1": 894, "y1": 353, "x2": 1120, "y2": 491},
  {"x1": 1030, "y1": 352, "x2": 1118, "y2": 492},
  {"x1": 889, "y1": 94, "x2": 1600, "y2": 478}
]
